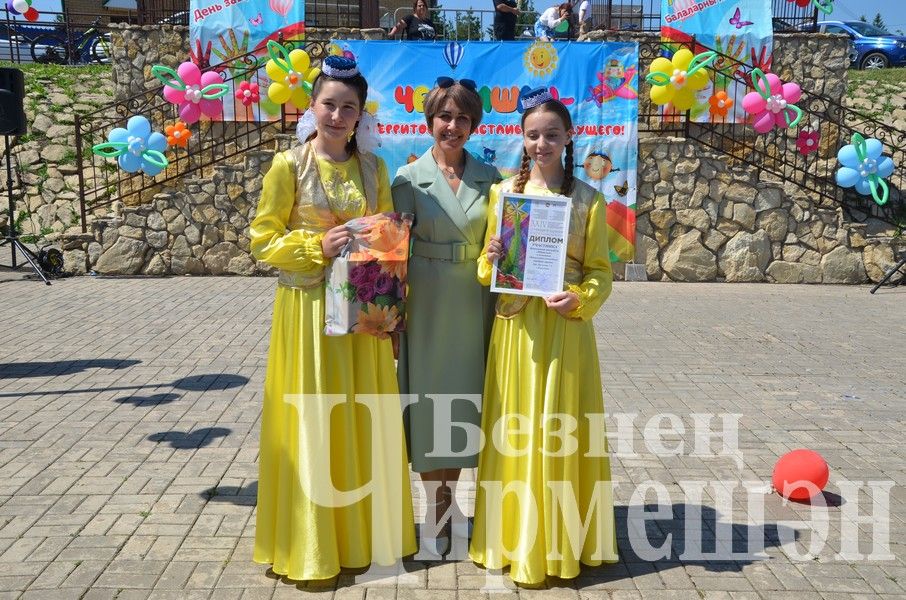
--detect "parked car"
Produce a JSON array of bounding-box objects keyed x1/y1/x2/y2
[
  {"x1": 156, "y1": 11, "x2": 188, "y2": 26},
  {"x1": 808, "y1": 20, "x2": 906, "y2": 69},
  {"x1": 0, "y1": 35, "x2": 56, "y2": 63}
]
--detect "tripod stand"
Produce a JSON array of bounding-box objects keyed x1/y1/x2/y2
[
  {"x1": 1, "y1": 135, "x2": 51, "y2": 285},
  {"x1": 870, "y1": 255, "x2": 906, "y2": 294}
]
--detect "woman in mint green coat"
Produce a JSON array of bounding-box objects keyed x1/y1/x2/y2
[{"x1": 391, "y1": 79, "x2": 500, "y2": 556}]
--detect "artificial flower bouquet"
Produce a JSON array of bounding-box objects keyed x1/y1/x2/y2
[{"x1": 324, "y1": 212, "x2": 413, "y2": 337}]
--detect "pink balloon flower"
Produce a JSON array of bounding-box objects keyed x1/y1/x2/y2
[
  {"x1": 235, "y1": 81, "x2": 260, "y2": 106},
  {"x1": 160, "y1": 62, "x2": 228, "y2": 124},
  {"x1": 796, "y1": 129, "x2": 820, "y2": 156},
  {"x1": 741, "y1": 70, "x2": 803, "y2": 134}
]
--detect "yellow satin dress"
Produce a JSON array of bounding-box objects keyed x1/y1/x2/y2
[
  {"x1": 250, "y1": 149, "x2": 417, "y2": 581},
  {"x1": 469, "y1": 181, "x2": 619, "y2": 585}
]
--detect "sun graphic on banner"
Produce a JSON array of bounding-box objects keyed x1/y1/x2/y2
[{"x1": 523, "y1": 41, "x2": 558, "y2": 78}]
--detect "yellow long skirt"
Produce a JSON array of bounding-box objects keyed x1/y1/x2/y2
[
  {"x1": 254, "y1": 284, "x2": 417, "y2": 581},
  {"x1": 469, "y1": 298, "x2": 618, "y2": 585}
]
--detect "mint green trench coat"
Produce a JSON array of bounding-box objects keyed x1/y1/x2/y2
[{"x1": 392, "y1": 148, "x2": 501, "y2": 472}]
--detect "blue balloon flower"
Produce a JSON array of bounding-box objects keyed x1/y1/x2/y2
[
  {"x1": 835, "y1": 133, "x2": 894, "y2": 206},
  {"x1": 92, "y1": 116, "x2": 169, "y2": 176}
]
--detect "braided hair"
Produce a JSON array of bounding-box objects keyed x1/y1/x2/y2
[
  {"x1": 562, "y1": 139, "x2": 575, "y2": 196},
  {"x1": 512, "y1": 147, "x2": 532, "y2": 194},
  {"x1": 514, "y1": 99, "x2": 575, "y2": 196}
]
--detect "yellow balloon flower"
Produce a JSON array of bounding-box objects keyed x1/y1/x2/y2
[
  {"x1": 265, "y1": 40, "x2": 319, "y2": 111},
  {"x1": 646, "y1": 49, "x2": 715, "y2": 111}
]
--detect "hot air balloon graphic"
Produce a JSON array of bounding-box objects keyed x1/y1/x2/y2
[
  {"x1": 269, "y1": 0, "x2": 293, "y2": 22},
  {"x1": 443, "y1": 41, "x2": 463, "y2": 70}
]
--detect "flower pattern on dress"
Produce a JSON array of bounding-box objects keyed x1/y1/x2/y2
[{"x1": 322, "y1": 166, "x2": 367, "y2": 222}]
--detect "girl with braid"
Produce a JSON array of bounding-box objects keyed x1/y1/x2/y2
[{"x1": 470, "y1": 87, "x2": 618, "y2": 585}]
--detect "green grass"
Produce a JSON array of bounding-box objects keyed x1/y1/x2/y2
[
  {"x1": 846, "y1": 67, "x2": 905, "y2": 119},
  {"x1": 61, "y1": 148, "x2": 78, "y2": 165},
  {"x1": 0, "y1": 61, "x2": 111, "y2": 80},
  {"x1": 848, "y1": 66, "x2": 906, "y2": 87},
  {"x1": 0, "y1": 61, "x2": 112, "y2": 102}
]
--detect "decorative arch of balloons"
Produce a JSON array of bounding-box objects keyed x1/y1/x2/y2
[
  {"x1": 644, "y1": 47, "x2": 894, "y2": 206},
  {"x1": 92, "y1": 42, "x2": 317, "y2": 176}
]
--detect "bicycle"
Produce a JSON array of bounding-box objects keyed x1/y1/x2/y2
[{"x1": 30, "y1": 17, "x2": 112, "y2": 65}]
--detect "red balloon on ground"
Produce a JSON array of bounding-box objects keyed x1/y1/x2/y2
[{"x1": 773, "y1": 449, "x2": 829, "y2": 500}]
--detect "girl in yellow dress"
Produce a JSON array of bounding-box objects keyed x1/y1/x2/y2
[
  {"x1": 469, "y1": 88, "x2": 618, "y2": 585},
  {"x1": 250, "y1": 55, "x2": 417, "y2": 581}
]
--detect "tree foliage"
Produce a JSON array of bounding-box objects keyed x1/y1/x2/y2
[{"x1": 871, "y1": 12, "x2": 887, "y2": 32}]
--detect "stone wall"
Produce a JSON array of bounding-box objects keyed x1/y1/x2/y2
[
  {"x1": 83, "y1": 132, "x2": 903, "y2": 283},
  {"x1": 78, "y1": 26, "x2": 902, "y2": 283},
  {"x1": 78, "y1": 142, "x2": 291, "y2": 276},
  {"x1": 109, "y1": 24, "x2": 190, "y2": 101},
  {"x1": 0, "y1": 66, "x2": 113, "y2": 255},
  {"x1": 771, "y1": 33, "x2": 850, "y2": 105},
  {"x1": 635, "y1": 137, "x2": 903, "y2": 284}
]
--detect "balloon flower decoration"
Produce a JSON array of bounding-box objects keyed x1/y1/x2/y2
[
  {"x1": 741, "y1": 69, "x2": 803, "y2": 134},
  {"x1": 92, "y1": 116, "x2": 168, "y2": 176},
  {"x1": 151, "y1": 62, "x2": 230, "y2": 125},
  {"x1": 787, "y1": 0, "x2": 833, "y2": 14},
  {"x1": 772, "y1": 449, "x2": 829, "y2": 501},
  {"x1": 265, "y1": 40, "x2": 319, "y2": 111},
  {"x1": 165, "y1": 121, "x2": 191, "y2": 148},
  {"x1": 836, "y1": 133, "x2": 894, "y2": 206},
  {"x1": 813, "y1": 0, "x2": 833, "y2": 14},
  {"x1": 646, "y1": 49, "x2": 716, "y2": 112},
  {"x1": 235, "y1": 81, "x2": 260, "y2": 107},
  {"x1": 708, "y1": 90, "x2": 733, "y2": 119},
  {"x1": 7, "y1": 0, "x2": 39, "y2": 21}
]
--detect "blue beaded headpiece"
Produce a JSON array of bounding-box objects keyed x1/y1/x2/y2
[
  {"x1": 521, "y1": 86, "x2": 555, "y2": 110},
  {"x1": 322, "y1": 55, "x2": 360, "y2": 79}
]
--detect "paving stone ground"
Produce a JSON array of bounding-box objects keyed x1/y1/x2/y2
[{"x1": 0, "y1": 270, "x2": 904, "y2": 599}]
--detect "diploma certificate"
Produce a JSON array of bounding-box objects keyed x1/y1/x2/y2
[{"x1": 491, "y1": 192, "x2": 572, "y2": 297}]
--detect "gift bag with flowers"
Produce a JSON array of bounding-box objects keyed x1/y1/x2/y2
[{"x1": 324, "y1": 212, "x2": 413, "y2": 337}]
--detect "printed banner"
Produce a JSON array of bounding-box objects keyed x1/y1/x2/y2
[
  {"x1": 661, "y1": 0, "x2": 773, "y2": 123},
  {"x1": 342, "y1": 40, "x2": 639, "y2": 262},
  {"x1": 189, "y1": 0, "x2": 305, "y2": 120}
]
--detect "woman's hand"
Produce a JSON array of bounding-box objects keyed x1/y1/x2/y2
[
  {"x1": 390, "y1": 332, "x2": 400, "y2": 360},
  {"x1": 545, "y1": 291, "x2": 579, "y2": 316},
  {"x1": 321, "y1": 224, "x2": 351, "y2": 258},
  {"x1": 485, "y1": 235, "x2": 503, "y2": 264}
]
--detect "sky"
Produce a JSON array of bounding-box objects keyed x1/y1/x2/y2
[{"x1": 439, "y1": 0, "x2": 906, "y2": 33}]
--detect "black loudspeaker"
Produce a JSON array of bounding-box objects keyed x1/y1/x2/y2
[{"x1": 0, "y1": 67, "x2": 27, "y2": 136}]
